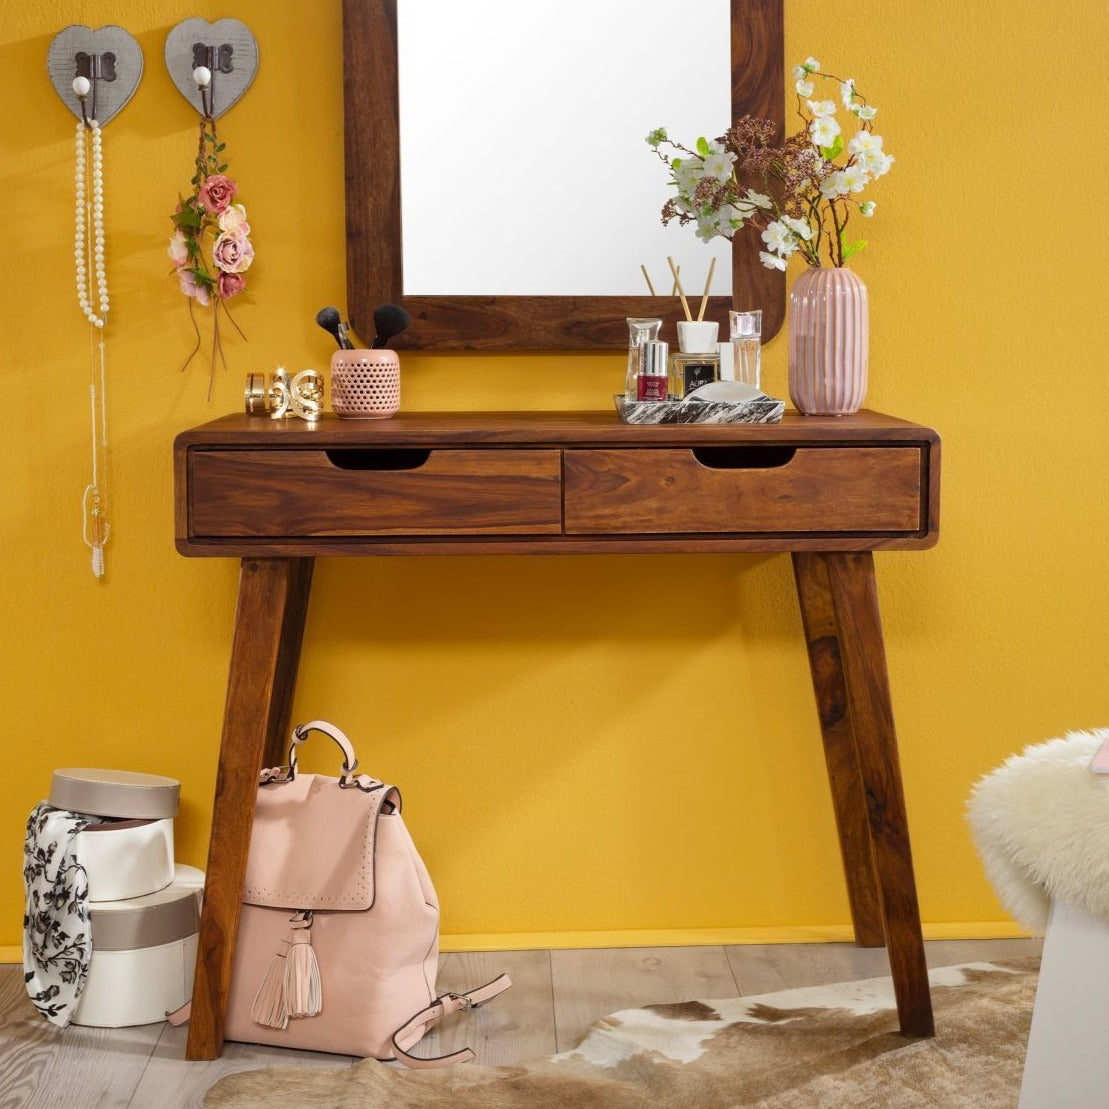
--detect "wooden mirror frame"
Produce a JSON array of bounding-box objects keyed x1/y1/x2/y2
[{"x1": 342, "y1": 0, "x2": 784, "y2": 351}]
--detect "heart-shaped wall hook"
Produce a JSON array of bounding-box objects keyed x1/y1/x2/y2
[
  {"x1": 47, "y1": 25, "x2": 144, "y2": 128},
  {"x1": 165, "y1": 18, "x2": 259, "y2": 119}
]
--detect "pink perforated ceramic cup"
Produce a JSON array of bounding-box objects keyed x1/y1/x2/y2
[{"x1": 330, "y1": 349, "x2": 400, "y2": 419}]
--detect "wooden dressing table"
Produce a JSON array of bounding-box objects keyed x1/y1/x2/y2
[{"x1": 174, "y1": 407, "x2": 941, "y2": 1058}]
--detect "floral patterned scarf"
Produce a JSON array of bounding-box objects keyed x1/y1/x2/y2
[{"x1": 22, "y1": 802, "x2": 104, "y2": 1026}]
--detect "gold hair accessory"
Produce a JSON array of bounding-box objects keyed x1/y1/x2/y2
[{"x1": 244, "y1": 368, "x2": 323, "y2": 421}]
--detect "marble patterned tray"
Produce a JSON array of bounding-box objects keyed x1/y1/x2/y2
[{"x1": 614, "y1": 394, "x2": 785, "y2": 425}]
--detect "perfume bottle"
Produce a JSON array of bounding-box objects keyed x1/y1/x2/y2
[
  {"x1": 729, "y1": 309, "x2": 762, "y2": 388},
  {"x1": 625, "y1": 317, "x2": 662, "y2": 403},
  {"x1": 637, "y1": 339, "x2": 669, "y2": 402}
]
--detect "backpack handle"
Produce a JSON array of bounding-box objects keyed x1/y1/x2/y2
[{"x1": 259, "y1": 720, "x2": 383, "y2": 793}]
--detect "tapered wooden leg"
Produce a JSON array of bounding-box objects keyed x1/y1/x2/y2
[
  {"x1": 792, "y1": 552, "x2": 885, "y2": 947},
  {"x1": 821, "y1": 551, "x2": 933, "y2": 1037},
  {"x1": 186, "y1": 557, "x2": 315, "y2": 1060}
]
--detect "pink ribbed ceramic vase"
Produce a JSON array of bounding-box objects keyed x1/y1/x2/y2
[{"x1": 788, "y1": 266, "x2": 869, "y2": 416}]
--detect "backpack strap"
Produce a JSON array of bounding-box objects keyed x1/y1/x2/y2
[
  {"x1": 391, "y1": 974, "x2": 512, "y2": 1069},
  {"x1": 280, "y1": 720, "x2": 384, "y2": 792}
]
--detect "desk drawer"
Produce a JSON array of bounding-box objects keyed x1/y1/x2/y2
[
  {"x1": 188, "y1": 448, "x2": 562, "y2": 536},
  {"x1": 563, "y1": 446, "x2": 924, "y2": 535}
]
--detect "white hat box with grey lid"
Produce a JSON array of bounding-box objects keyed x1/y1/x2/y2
[
  {"x1": 71, "y1": 864, "x2": 204, "y2": 1028},
  {"x1": 50, "y1": 768, "x2": 180, "y2": 901}
]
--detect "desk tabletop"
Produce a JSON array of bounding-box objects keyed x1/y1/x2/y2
[{"x1": 174, "y1": 409, "x2": 939, "y2": 450}]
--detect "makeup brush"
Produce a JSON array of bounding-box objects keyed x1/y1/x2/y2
[
  {"x1": 315, "y1": 306, "x2": 352, "y2": 350},
  {"x1": 371, "y1": 303, "x2": 410, "y2": 348}
]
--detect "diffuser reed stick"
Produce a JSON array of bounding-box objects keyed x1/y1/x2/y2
[
  {"x1": 697, "y1": 257, "x2": 716, "y2": 322},
  {"x1": 666, "y1": 256, "x2": 692, "y2": 322},
  {"x1": 640, "y1": 264, "x2": 657, "y2": 296}
]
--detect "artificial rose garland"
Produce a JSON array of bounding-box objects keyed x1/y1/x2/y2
[{"x1": 169, "y1": 119, "x2": 254, "y2": 397}]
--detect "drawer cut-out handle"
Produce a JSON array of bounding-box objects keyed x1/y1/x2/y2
[
  {"x1": 325, "y1": 448, "x2": 432, "y2": 471},
  {"x1": 691, "y1": 446, "x2": 797, "y2": 470}
]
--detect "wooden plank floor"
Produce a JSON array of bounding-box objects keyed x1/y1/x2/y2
[{"x1": 0, "y1": 937, "x2": 1041, "y2": 1108}]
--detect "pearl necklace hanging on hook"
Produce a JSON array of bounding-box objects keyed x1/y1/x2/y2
[
  {"x1": 72, "y1": 74, "x2": 111, "y2": 579},
  {"x1": 74, "y1": 114, "x2": 109, "y2": 328}
]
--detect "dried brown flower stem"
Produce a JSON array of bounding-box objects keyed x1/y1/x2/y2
[
  {"x1": 178, "y1": 299, "x2": 201, "y2": 375},
  {"x1": 829, "y1": 198, "x2": 847, "y2": 268},
  {"x1": 655, "y1": 66, "x2": 881, "y2": 269},
  {"x1": 221, "y1": 298, "x2": 247, "y2": 342}
]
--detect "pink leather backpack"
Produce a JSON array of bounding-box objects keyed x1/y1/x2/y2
[{"x1": 223, "y1": 720, "x2": 509, "y2": 1064}]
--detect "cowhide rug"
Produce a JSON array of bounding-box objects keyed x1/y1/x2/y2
[{"x1": 204, "y1": 959, "x2": 1037, "y2": 1108}]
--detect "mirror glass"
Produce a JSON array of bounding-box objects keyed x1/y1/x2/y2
[{"x1": 397, "y1": 0, "x2": 733, "y2": 297}]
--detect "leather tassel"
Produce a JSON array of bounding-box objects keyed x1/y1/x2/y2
[
  {"x1": 250, "y1": 949, "x2": 289, "y2": 1030},
  {"x1": 284, "y1": 929, "x2": 322, "y2": 1018}
]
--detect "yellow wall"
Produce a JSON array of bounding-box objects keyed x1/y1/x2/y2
[{"x1": 2, "y1": 0, "x2": 1106, "y2": 951}]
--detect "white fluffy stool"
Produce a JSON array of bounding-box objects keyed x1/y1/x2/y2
[{"x1": 968, "y1": 729, "x2": 1109, "y2": 1109}]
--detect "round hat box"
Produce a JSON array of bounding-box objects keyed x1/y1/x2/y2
[
  {"x1": 71, "y1": 864, "x2": 204, "y2": 1028},
  {"x1": 50, "y1": 767, "x2": 180, "y2": 819},
  {"x1": 50, "y1": 768, "x2": 180, "y2": 901},
  {"x1": 79, "y1": 818, "x2": 176, "y2": 902}
]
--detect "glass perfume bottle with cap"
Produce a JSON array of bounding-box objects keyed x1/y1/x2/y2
[
  {"x1": 729, "y1": 309, "x2": 762, "y2": 388},
  {"x1": 625, "y1": 317, "x2": 662, "y2": 403}
]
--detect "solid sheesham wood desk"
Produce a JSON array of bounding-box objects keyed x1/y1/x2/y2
[{"x1": 174, "y1": 408, "x2": 941, "y2": 1059}]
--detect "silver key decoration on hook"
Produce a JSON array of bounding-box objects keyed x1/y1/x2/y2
[{"x1": 245, "y1": 369, "x2": 323, "y2": 421}]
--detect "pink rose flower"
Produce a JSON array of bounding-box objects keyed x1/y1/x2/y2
[
  {"x1": 177, "y1": 268, "x2": 211, "y2": 307},
  {"x1": 198, "y1": 174, "x2": 237, "y2": 214},
  {"x1": 218, "y1": 272, "x2": 246, "y2": 299},
  {"x1": 212, "y1": 231, "x2": 254, "y2": 274},
  {"x1": 218, "y1": 203, "x2": 250, "y2": 236}
]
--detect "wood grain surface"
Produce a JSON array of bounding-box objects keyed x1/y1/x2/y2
[
  {"x1": 1, "y1": 938, "x2": 1041, "y2": 1104},
  {"x1": 424, "y1": 950, "x2": 557, "y2": 1065},
  {"x1": 189, "y1": 449, "x2": 563, "y2": 537},
  {"x1": 187, "y1": 558, "x2": 314, "y2": 1060},
  {"x1": 342, "y1": 0, "x2": 785, "y2": 350},
  {"x1": 175, "y1": 410, "x2": 940, "y2": 556},
  {"x1": 175, "y1": 409, "x2": 941, "y2": 448},
  {"x1": 821, "y1": 551, "x2": 934, "y2": 1037},
  {"x1": 563, "y1": 446, "x2": 923, "y2": 534},
  {"x1": 792, "y1": 552, "x2": 885, "y2": 947}
]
